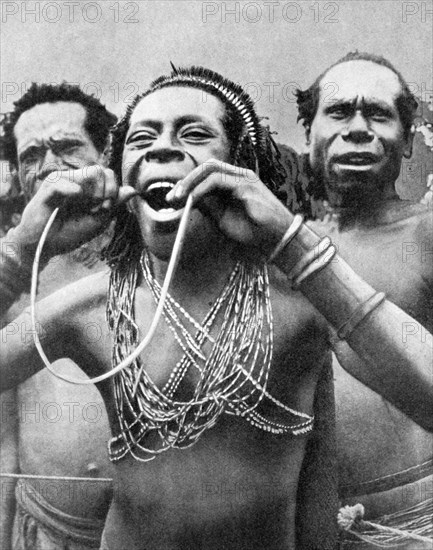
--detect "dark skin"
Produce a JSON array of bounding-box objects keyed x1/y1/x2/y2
[
  {"x1": 2, "y1": 86, "x2": 431, "y2": 549},
  {"x1": 10, "y1": 265, "x2": 326, "y2": 550},
  {"x1": 2, "y1": 89, "x2": 330, "y2": 549},
  {"x1": 305, "y1": 60, "x2": 433, "y2": 526},
  {"x1": 0, "y1": 101, "x2": 132, "y2": 548}
]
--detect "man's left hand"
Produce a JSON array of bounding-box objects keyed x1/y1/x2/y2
[{"x1": 167, "y1": 160, "x2": 292, "y2": 256}]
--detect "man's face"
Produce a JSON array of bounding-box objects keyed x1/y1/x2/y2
[
  {"x1": 14, "y1": 102, "x2": 103, "y2": 198},
  {"x1": 307, "y1": 61, "x2": 413, "y2": 201},
  {"x1": 122, "y1": 86, "x2": 231, "y2": 256}
]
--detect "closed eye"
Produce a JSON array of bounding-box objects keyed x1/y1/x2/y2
[
  {"x1": 182, "y1": 130, "x2": 213, "y2": 142},
  {"x1": 364, "y1": 107, "x2": 393, "y2": 122},
  {"x1": 326, "y1": 105, "x2": 353, "y2": 120},
  {"x1": 126, "y1": 131, "x2": 156, "y2": 146},
  {"x1": 180, "y1": 124, "x2": 215, "y2": 142},
  {"x1": 50, "y1": 139, "x2": 87, "y2": 154}
]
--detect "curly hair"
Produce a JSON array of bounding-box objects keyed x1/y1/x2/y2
[
  {"x1": 3, "y1": 82, "x2": 117, "y2": 170},
  {"x1": 295, "y1": 51, "x2": 418, "y2": 139},
  {"x1": 104, "y1": 66, "x2": 288, "y2": 270}
]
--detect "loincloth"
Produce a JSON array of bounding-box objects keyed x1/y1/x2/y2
[
  {"x1": 12, "y1": 478, "x2": 105, "y2": 550},
  {"x1": 338, "y1": 469, "x2": 433, "y2": 549}
]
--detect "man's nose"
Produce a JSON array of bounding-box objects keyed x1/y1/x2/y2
[
  {"x1": 144, "y1": 133, "x2": 185, "y2": 163},
  {"x1": 144, "y1": 148, "x2": 185, "y2": 163},
  {"x1": 341, "y1": 113, "x2": 374, "y2": 144}
]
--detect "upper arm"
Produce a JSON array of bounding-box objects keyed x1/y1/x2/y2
[
  {"x1": 0, "y1": 273, "x2": 107, "y2": 391},
  {"x1": 0, "y1": 297, "x2": 71, "y2": 391}
]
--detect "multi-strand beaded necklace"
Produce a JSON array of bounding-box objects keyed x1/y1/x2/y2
[{"x1": 107, "y1": 251, "x2": 313, "y2": 462}]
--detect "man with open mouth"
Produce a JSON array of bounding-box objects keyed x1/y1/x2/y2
[
  {"x1": 296, "y1": 51, "x2": 433, "y2": 548},
  {"x1": 0, "y1": 66, "x2": 431, "y2": 550}
]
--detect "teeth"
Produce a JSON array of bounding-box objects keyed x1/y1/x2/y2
[{"x1": 147, "y1": 181, "x2": 175, "y2": 193}]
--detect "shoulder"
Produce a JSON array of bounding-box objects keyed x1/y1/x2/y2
[
  {"x1": 386, "y1": 202, "x2": 433, "y2": 288},
  {"x1": 412, "y1": 204, "x2": 433, "y2": 240}
]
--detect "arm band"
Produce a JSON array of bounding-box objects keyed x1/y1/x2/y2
[
  {"x1": 268, "y1": 214, "x2": 304, "y2": 263},
  {"x1": 337, "y1": 292, "x2": 386, "y2": 340},
  {"x1": 291, "y1": 238, "x2": 337, "y2": 290}
]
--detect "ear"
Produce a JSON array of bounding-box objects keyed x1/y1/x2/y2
[{"x1": 403, "y1": 124, "x2": 415, "y2": 159}]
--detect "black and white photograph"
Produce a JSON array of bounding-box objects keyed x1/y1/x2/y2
[{"x1": 0, "y1": 1, "x2": 432, "y2": 548}]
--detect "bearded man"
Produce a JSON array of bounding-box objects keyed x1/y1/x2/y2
[
  {"x1": 0, "y1": 83, "x2": 124, "y2": 550},
  {"x1": 1, "y1": 67, "x2": 431, "y2": 550},
  {"x1": 293, "y1": 52, "x2": 432, "y2": 548}
]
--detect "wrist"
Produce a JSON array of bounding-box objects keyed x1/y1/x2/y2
[
  {"x1": 271, "y1": 221, "x2": 376, "y2": 329},
  {"x1": 273, "y1": 221, "x2": 319, "y2": 274},
  {"x1": 268, "y1": 214, "x2": 304, "y2": 264}
]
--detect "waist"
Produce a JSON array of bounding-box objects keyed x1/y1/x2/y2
[
  {"x1": 339, "y1": 458, "x2": 433, "y2": 499},
  {"x1": 339, "y1": 493, "x2": 433, "y2": 549}
]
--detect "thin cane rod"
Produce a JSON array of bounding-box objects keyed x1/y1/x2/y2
[{"x1": 30, "y1": 195, "x2": 193, "y2": 385}]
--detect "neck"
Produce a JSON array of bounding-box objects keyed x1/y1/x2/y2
[
  {"x1": 147, "y1": 229, "x2": 237, "y2": 302},
  {"x1": 325, "y1": 179, "x2": 399, "y2": 229}
]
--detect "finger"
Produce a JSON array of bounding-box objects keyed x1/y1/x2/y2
[
  {"x1": 101, "y1": 169, "x2": 118, "y2": 200},
  {"x1": 91, "y1": 186, "x2": 137, "y2": 214},
  {"x1": 188, "y1": 173, "x2": 245, "y2": 210},
  {"x1": 63, "y1": 165, "x2": 108, "y2": 200},
  {"x1": 117, "y1": 186, "x2": 138, "y2": 205},
  {"x1": 166, "y1": 160, "x2": 251, "y2": 203},
  {"x1": 41, "y1": 179, "x2": 84, "y2": 200}
]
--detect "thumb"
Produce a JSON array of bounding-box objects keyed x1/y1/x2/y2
[{"x1": 117, "y1": 186, "x2": 138, "y2": 204}]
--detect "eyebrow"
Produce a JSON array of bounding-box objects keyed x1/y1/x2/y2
[
  {"x1": 18, "y1": 135, "x2": 87, "y2": 161},
  {"x1": 324, "y1": 98, "x2": 395, "y2": 114}
]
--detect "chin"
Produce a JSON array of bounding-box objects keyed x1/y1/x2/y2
[
  {"x1": 137, "y1": 200, "x2": 212, "y2": 263},
  {"x1": 327, "y1": 166, "x2": 385, "y2": 195}
]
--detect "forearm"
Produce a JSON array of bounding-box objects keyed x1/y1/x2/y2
[
  {"x1": 0, "y1": 229, "x2": 35, "y2": 316},
  {"x1": 275, "y1": 221, "x2": 433, "y2": 430}
]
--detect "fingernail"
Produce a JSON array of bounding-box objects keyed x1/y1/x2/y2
[{"x1": 166, "y1": 189, "x2": 174, "y2": 201}]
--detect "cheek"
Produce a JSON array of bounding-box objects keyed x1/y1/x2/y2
[
  {"x1": 378, "y1": 130, "x2": 405, "y2": 151},
  {"x1": 205, "y1": 135, "x2": 231, "y2": 163},
  {"x1": 309, "y1": 134, "x2": 327, "y2": 162},
  {"x1": 78, "y1": 146, "x2": 101, "y2": 163},
  {"x1": 213, "y1": 144, "x2": 231, "y2": 163}
]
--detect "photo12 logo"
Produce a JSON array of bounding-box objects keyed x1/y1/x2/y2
[
  {"x1": 1, "y1": 1, "x2": 140, "y2": 24},
  {"x1": 401, "y1": 1, "x2": 432, "y2": 22},
  {"x1": 202, "y1": 1, "x2": 340, "y2": 24}
]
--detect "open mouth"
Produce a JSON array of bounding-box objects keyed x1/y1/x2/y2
[
  {"x1": 334, "y1": 153, "x2": 378, "y2": 166},
  {"x1": 137, "y1": 180, "x2": 186, "y2": 228},
  {"x1": 142, "y1": 182, "x2": 177, "y2": 212}
]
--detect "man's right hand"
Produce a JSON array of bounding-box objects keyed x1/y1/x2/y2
[{"x1": 11, "y1": 166, "x2": 136, "y2": 257}]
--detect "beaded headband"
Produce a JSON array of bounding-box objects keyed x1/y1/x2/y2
[
  {"x1": 105, "y1": 66, "x2": 287, "y2": 268},
  {"x1": 143, "y1": 65, "x2": 261, "y2": 146}
]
